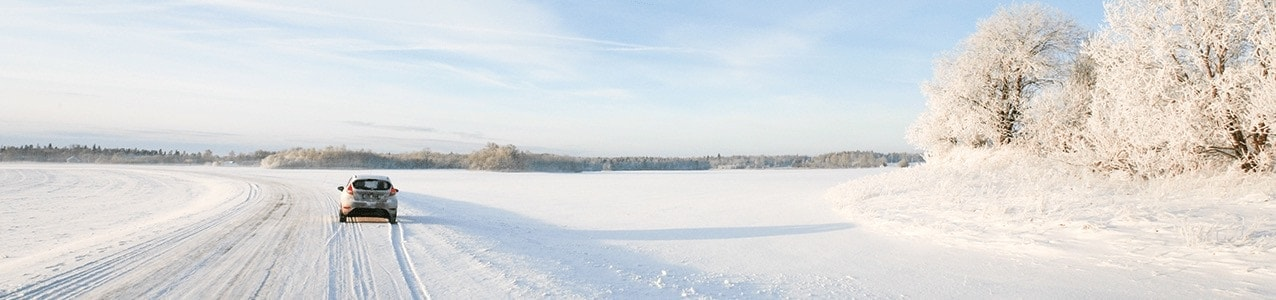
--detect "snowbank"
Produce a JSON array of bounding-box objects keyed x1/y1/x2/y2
[{"x1": 827, "y1": 148, "x2": 1276, "y2": 276}]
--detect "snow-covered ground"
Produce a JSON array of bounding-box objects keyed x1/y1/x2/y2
[
  {"x1": 828, "y1": 149, "x2": 1276, "y2": 297},
  {"x1": 0, "y1": 162, "x2": 1272, "y2": 298}
]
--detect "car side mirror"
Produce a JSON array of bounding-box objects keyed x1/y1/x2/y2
[{"x1": 337, "y1": 186, "x2": 345, "y2": 192}]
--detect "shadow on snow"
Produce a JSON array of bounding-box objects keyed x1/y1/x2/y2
[{"x1": 399, "y1": 192, "x2": 854, "y2": 298}]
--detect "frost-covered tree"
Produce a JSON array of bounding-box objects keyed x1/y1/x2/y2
[
  {"x1": 467, "y1": 143, "x2": 527, "y2": 171},
  {"x1": 1244, "y1": 0, "x2": 1276, "y2": 171},
  {"x1": 1020, "y1": 53, "x2": 1097, "y2": 155},
  {"x1": 1083, "y1": 0, "x2": 1276, "y2": 174},
  {"x1": 910, "y1": 3, "x2": 1086, "y2": 153}
]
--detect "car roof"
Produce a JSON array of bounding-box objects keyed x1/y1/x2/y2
[{"x1": 350, "y1": 175, "x2": 392, "y2": 181}]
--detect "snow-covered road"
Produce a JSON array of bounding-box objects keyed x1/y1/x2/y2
[
  {"x1": 0, "y1": 164, "x2": 1268, "y2": 298},
  {"x1": 0, "y1": 165, "x2": 425, "y2": 299}
]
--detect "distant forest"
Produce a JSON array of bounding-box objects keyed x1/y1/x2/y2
[
  {"x1": 0, "y1": 144, "x2": 274, "y2": 166},
  {"x1": 0, "y1": 143, "x2": 922, "y2": 172}
]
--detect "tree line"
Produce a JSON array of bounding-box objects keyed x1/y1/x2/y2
[
  {"x1": 0, "y1": 143, "x2": 921, "y2": 172},
  {"x1": 264, "y1": 143, "x2": 920, "y2": 172},
  {"x1": 0, "y1": 144, "x2": 273, "y2": 165},
  {"x1": 912, "y1": 0, "x2": 1276, "y2": 177}
]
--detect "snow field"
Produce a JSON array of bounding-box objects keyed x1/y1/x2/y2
[
  {"x1": 827, "y1": 149, "x2": 1276, "y2": 295},
  {"x1": 1, "y1": 165, "x2": 883, "y2": 298},
  {"x1": 370, "y1": 169, "x2": 884, "y2": 298},
  {"x1": 1, "y1": 163, "x2": 1272, "y2": 298}
]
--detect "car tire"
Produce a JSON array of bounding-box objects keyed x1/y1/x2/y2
[
  {"x1": 338, "y1": 213, "x2": 347, "y2": 223},
  {"x1": 388, "y1": 214, "x2": 397, "y2": 224}
]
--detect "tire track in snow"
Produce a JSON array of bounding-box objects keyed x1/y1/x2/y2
[
  {"x1": 328, "y1": 218, "x2": 406, "y2": 299},
  {"x1": 324, "y1": 215, "x2": 432, "y2": 299},
  {"x1": 2, "y1": 170, "x2": 330, "y2": 299},
  {"x1": 328, "y1": 222, "x2": 378, "y2": 299},
  {"x1": 195, "y1": 190, "x2": 300, "y2": 298},
  {"x1": 1, "y1": 182, "x2": 263, "y2": 300},
  {"x1": 390, "y1": 198, "x2": 540, "y2": 298},
  {"x1": 2, "y1": 167, "x2": 427, "y2": 299},
  {"x1": 390, "y1": 223, "x2": 430, "y2": 300},
  {"x1": 324, "y1": 222, "x2": 345, "y2": 299},
  {"x1": 348, "y1": 225, "x2": 374, "y2": 299}
]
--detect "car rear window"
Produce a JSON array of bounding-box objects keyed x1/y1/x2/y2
[{"x1": 352, "y1": 179, "x2": 392, "y2": 191}]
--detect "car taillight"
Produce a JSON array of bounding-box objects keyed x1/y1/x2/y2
[
  {"x1": 389, "y1": 187, "x2": 398, "y2": 196},
  {"x1": 346, "y1": 184, "x2": 354, "y2": 195}
]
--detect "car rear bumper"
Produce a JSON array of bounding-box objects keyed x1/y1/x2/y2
[{"x1": 342, "y1": 207, "x2": 396, "y2": 217}]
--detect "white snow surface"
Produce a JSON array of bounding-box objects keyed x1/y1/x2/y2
[
  {"x1": 828, "y1": 149, "x2": 1276, "y2": 298},
  {"x1": 0, "y1": 161, "x2": 1271, "y2": 298}
]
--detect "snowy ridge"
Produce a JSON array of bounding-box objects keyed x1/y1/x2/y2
[{"x1": 827, "y1": 148, "x2": 1276, "y2": 285}]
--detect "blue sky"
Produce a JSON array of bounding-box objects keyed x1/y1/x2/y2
[{"x1": 0, "y1": 1, "x2": 1105, "y2": 156}]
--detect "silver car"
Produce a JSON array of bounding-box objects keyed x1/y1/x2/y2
[{"x1": 337, "y1": 175, "x2": 399, "y2": 224}]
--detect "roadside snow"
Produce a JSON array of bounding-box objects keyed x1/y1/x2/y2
[
  {"x1": 827, "y1": 149, "x2": 1276, "y2": 295},
  {"x1": 0, "y1": 164, "x2": 250, "y2": 276}
]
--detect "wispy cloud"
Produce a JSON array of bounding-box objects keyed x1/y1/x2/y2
[
  {"x1": 343, "y1": 121, "x2": 487, "y2": 142},
  {"x1": 344, "y1": 121, "x2": 437, "y2": 133}
]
